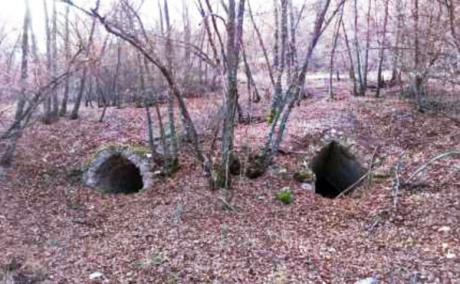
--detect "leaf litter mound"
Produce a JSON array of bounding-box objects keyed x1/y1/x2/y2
[{"x1": 0, "y1": 90, "x2": 459, "y2": 283}]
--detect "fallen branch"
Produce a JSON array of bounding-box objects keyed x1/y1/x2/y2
[{"x1": 405, "y1": 150, "x2": 460, "y2": 183}]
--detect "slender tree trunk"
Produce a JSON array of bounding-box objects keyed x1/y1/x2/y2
[
  {"x1": 221, "y1": 0, "x2": 245, "y2": 191},
  {"x1": 113, "y1": 40, "x2": 122, "y2": 107},
  {"x1": 390, "y1": 0, "x2": 403, "y2": 83},
  {"x1": 1, "y1": 0, "x2": 30, "y2": 166},
  {"x1": 353, "y1": 0, "x2": 365, "y2": 96},
  {"x1": 271, "y1": 0, "x2": 282, "y2": 112},
  {"x1": 328, "y1": 7, "x2": 343, "y2": 99},
  {"x1": 43, "y1": 0, "x2": 52, "y2": 123},
  {"x1": 182, "y1": 0, "x2": 192, "y2": 86},
  {"x1": 342, "y1": 21, "x2": 358, "y2": 96},
  {"x1": 60, "y1": 5, "x2": 70, "y2": 116},
  {"x1": 362, "y1": 0, "x2": 372, "y2": 94},
  {"x1": 163, "y1": 0, "x2": 179, "y2": 167},
  {"x1": 51, "y1": 0, "x2": 59, "y2": 118},
  {"x1": 288, "y1": 0, "x2": 298, "y2": 84},
  {"x1": 445, "y1": 0, "x2": 460, "y2": 55},
  {"x1": 412, "y1": 0, "x2": 424, "y2": 109},
  {"x1": 144, "y1": 57, "x2": 168, "y2": 162},
  {"x1": 70, "y1": 18, "x2": 97, "y2": 120},
  {"x1": 376, "y1": 0, "x2": 389, "y2": 97}
]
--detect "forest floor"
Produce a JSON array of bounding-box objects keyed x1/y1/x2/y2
[{"x1": 0, "y1": 82, "x2": 459, "y2": 283}]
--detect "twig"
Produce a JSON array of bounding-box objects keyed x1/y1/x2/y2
[
  {"x1": 336, "y1": 146, "x2": 380, "y2": 198},
  {"x1": 335, "y1": 171, "x2": 370, "y2": 198},
  {"x1": 367, "y1": 146, "x2": 381, "y2": 187},
  {"x1": 218, "y1": 197, "x2": 237, "y2": 212},
  {"x1": 405, "y1": 150, "x2": 460, "y2": 183},
  {"x1": 392, "y1": 152, "x2": 405, "y2": 209}
]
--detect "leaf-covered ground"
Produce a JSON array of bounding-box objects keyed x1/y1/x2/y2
[{"x1": 1, "y1": 86, "x2": 459, "y2": 283}]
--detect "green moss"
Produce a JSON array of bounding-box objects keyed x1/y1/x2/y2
[
  {"x1": 129, "y1": 145, "x2": 151, "y2": 158},
  {"x1": 275, "y1": 188, "x2": 294, "y2": 204},
  {"x1": 82, "y1": 143, "x2": 151, "y2": 170},
  {"x1": 267, "y1": 109, "x2": 278, "y2": 124}
]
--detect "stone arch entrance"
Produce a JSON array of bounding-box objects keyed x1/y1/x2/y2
[{"x1": 83, "y1": 145, "x2": 153, "y2": 193}]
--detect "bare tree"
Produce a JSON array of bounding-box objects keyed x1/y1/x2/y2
[
  {"x1": 375, "y1": 0, "x2": 389, "y2": 98},
  {"x1": 260, "y1": 0, "x2": 334, "y2": 169},
  {"x1": 220, "y1": 0, "x2": 246, "y2": 192},
  {"x1": 51, "y1": 0, "x2": 59, "y2": 118},
  {"x1": 70, "y1": 15, "x2": 97, "y2": 120},
  {"x1": 328, "y1": 4, "x2": 344, "y2": 99},
  {"x1": 163, "y1": 0, "x2": 179, "y2": 170},
  {"x1": 1, "y1": 0, "x2": 30, "y2": 166},
  {"x1": 43, "y1": 0, "x2": 53, "y2": 123},
  {"x1": 60, "y1": 4, "x2": 71, "y2": 116}
]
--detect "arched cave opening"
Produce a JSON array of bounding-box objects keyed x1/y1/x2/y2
[
  {"x1": 94, "y1": 154, "x2": 144, "y2": 194},
  {"x1": 310, "y1": 141, "x2": 366, "y2": 198}
]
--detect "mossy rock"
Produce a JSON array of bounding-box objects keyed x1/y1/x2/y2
[
  {"x1": 83, "y1": 143, "x2": 152, "y2": 170},
  {"x1": 293, "y1": 169, "x2": 315, "y2": 183},
  {"x1": 373, "y1": 168, "x2": 392, "y2": 179},
  {"x1": 244, "y1": 154, "x2": 266, "y2": 179}
]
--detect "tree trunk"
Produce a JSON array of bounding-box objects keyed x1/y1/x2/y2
[
  {"x1": 1, "y1": 0, "x2": 30, "y2": 166},
  {"x1": 163, "y1": 0, "x2": 179, "y2": 167},
  {"x1": 51, "y1": 0, "x2": 59, "y2": 118},
  {"x1": 362, "y1": 0, "x2": 372, "y2": 95},
  {"x1": 42, "y1": 0, "x2": 52, "y2": 123},
  {"x1": 376, "y1": 0, "x2": 389, "y2": 97},
  {"x1": 342, "y1": 21, "x2": 358, "y2": 96},
  {"x1": 328, "y1": 7, "x2": 343, "y2": 99},
  {"x1": 221, "y1": 0, "x2": 245, "y2": 191},
  {"x1": 60, "y1": 5, "x2": 70, "y2": 116},
  {"x1": 412, "y1": 0, "x2": 424, "y2": 110},
  {"x1": 353, "y1": 0, "x2": 365, "y2": 96},
  {"x1": 70, "y1": 18, "x2": 97, "y2": 120}
]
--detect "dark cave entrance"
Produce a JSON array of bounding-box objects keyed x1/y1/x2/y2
[
  {"x1": 310, "y1": 141, "x2": 366, "y2": 198},
  {"x1": 95, "y1": 154, "x2": 144, "y2": 194}
]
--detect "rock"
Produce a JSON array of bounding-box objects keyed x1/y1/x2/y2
[
  {"x1": 355, "y1": 277, "x2": 377, "y2": 284},
  {"x1": 89, "y1": 272, "x2": 104, "y2": 280},
  {"x1": 373, "y1": 168, "x2": 392, "y2": 179},
  {"x1": 446, "y1": 252, "x2": 456, "y2": 259},
  {"x1": 301, "y1": 183, "x2": 314, "y2": 191},
  {"x1": 438, "y1": 226, "x2": 451, "y2": 233},
  {"x1": 244, "y1": 155, "x2": 265, "y2": 179},
  {"x1": 293, "y1": 169, "x2": 315, "y2": 183}
]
